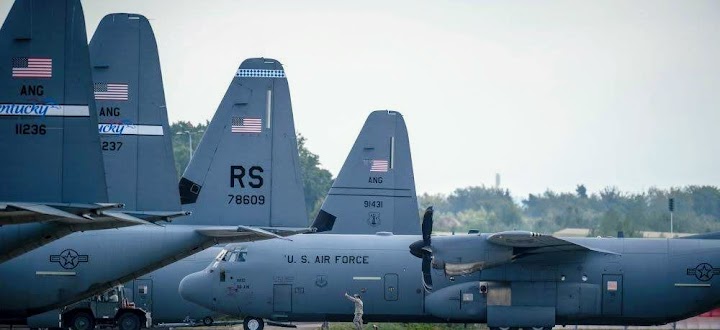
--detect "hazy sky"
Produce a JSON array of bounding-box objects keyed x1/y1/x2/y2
[{"x1": 2, "y1": 1, "x2": 719, "y2": 198}]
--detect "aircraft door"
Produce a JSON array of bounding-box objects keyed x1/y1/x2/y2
[
  {"x1": 133, "y1": 279, "x2": 153, "y2": 313},
  {"x1": 602, "y1": 275, "x2": 622, "y2": 316},
  {"x1": 273, "y1": 284, "x2": 292, "y2": 313},
  {"x1": 384, "y1": 273, "x2": 398, "y2": 301}
]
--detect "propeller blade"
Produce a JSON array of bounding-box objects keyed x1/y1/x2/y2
[
  {"x1": 422, "y1": 206, "x2": 434, "y2": 246},
  {"x1": 422, "y1": 252, "x2": 433, "y2": 291}
]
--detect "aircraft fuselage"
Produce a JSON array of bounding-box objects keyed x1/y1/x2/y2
[{"x1": 182, "y1": 234, "x2": 720, "y2": 326}]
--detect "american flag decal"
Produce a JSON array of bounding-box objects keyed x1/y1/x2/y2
[
  {"x1": 12, "y1": 57, "x2": 52, "y2": 78},
  {"x1": 370, "y1": 159, "x2": 389, "y2": 172},
  {"x1": 231, "y1": 117, "x2": 262, "y2": 133},
  {"x1": 94, "y1": 83, "x2": 129, "y2": 101}
]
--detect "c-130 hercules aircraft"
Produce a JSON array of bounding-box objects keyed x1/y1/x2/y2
[{"x1": 181, "y1": 111, "x2": 720, "y2": 330}]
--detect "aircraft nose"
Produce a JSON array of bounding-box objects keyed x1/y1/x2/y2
[{"x1": 179, "y1": 271, "x2": 212, "y2": 308}]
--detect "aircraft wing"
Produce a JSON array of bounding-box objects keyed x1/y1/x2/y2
[
  {"x1": 0, "y1": 202, "x2": 153, "y2": 226},
  {"x1": 487, "y1": 230, "x2": 618, "y2": 256},
  {"x1": 196, "y1": 225, "x2": 315, "y2": 243}
]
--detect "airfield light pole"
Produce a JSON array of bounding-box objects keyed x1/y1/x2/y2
[
  {"x1": 176, "y1": 130, "x2": 204, "y2": 163},
  {"x1": 669, "y1": 197, "x2": 675, "y2": 236}
]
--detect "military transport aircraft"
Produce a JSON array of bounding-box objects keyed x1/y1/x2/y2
[
  {"x1": 180, "y1": 110, "x2": 433, "y2": 330},
  {"x1": 0, "y1": 0, "x2": 152, "y2": 264},
  {"x1": 0, "y1": 1, "x2": 310, "y2": 325},
  {"x1": 181, "y1": 111, "x2": 720, "y2": 330}
]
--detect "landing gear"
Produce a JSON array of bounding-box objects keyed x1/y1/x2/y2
[
  {"x1": 243, "y1": 316, "x2": 265, "y2": 330},
  {"x1": 117, "y1": 312, "x2": 141, "y2": 330},
  {"x1": 69, "y1": 311, "x2": 95, "y2": 330},
  {"x1": 202, "y1": 316, "x2": 214, "y2": 326}
]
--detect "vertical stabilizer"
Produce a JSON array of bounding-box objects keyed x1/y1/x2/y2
[
  {"x1": 312, "y1": 110, "x2": 420, "y2": 234},
  {"x1": 89, "y1": 13, "x2": 181, "y2": 212},
  {"x1": 0, "y1": 0, "x2": 108, "y2": 204},
  {"x1": 179, "y1": 58, "x2": 307, "y2": 227}
]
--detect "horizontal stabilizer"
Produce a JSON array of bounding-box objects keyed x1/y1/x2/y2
[
  {"x1": 2, "y1": 203, "x2": 85, "y2": 221},
  {"x1": 487, "y1": 231, "x2": 619, "y2": 256},
  {"x1": 122, "y1": 210, "x2": 191, "y2": 223},
  {"x1": 0, "y1": 202, "x2": 156, "y2": 226},
  {"x1": 100, "y1": 210, "x2": 155, "y2": 226}
]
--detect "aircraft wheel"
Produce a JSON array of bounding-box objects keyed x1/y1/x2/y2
[
  {"x1": 202, "y1": 316, "x2": 214, "y2": 326},
  {"x1": 117, "y1": 312, "x2": 141, "y2": 330},
  {"x1": 243, "y1": 316, "x2": 264, "y2": 330},
  {"x1": 69, "y1": 311, "x2": 95, "y2": 330}
]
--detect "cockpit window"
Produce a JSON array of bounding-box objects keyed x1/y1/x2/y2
[
  {"x1": 227, "y1": 251, "x2": 239, "y2": 262},
  {"x1": 215, "y1": 249, "x2": 228, "y2": 261},
  {"x1": 235, "y1": 249, "x2": 247, "y2": 262}
]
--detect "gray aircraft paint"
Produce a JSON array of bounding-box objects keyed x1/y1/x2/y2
[
  {"x1": 312, "y1": 111, "x2": 419, "y2": 235},
  {"x1": 0, "y1": 14, "x2": 309, "y2": 321},
  {"x1": 90, "y1": 13, "x2": 180, "y2": 213},
  {"x1": 0, "y1": 0, "x2": 150, "y2": 263},
  {"x1": 180, "y1": 58, "x2": 307, "y2": 227},
  {"x1": 182, "y1": 234, "x2": 720, "y2": 326}
]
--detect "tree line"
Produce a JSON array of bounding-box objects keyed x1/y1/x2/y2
[{"x1": 419, "y1": 185, "x2": 720, "y2": 237}]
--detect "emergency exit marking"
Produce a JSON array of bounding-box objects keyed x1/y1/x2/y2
[{"x1": 608, "y1": 281, "x2": 618, "y2": 291}]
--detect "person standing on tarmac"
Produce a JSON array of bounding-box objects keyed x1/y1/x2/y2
[{"x1": 344, "y1": 292, "x2": 364, "y2": 330}]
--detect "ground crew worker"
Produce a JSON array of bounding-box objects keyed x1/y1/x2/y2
[{"x1": 344, "y1": 292, "x2": 364, "y2": 330}]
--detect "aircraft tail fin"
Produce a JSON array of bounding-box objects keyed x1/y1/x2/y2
[
  {"x1": 89, "y1": 13, "x2": 181, "y2": 213},
  {"x1": 179, "y1": 58, "x2": 308, "y2": 228},
  {"x1": 0, "y1": 0, "x2": 108, "y2": 204},
  {"x1": 312, "y1": 110, "x2": 421, "y2": 235}
]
